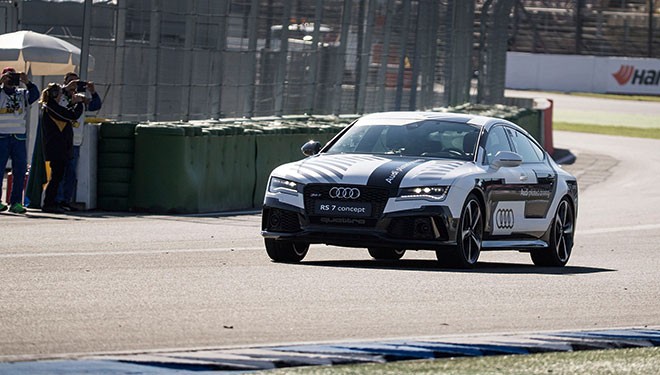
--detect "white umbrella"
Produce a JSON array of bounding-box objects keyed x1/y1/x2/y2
[{"x1": 0, "y1": 30, "x2": 95, "y2": 76}]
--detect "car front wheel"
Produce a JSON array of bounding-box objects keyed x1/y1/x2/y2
[
  {"x1": 437, "y1": 193, "x2": 483, "y2": 268},
  {"x1": 368, "y1": 247, "x2": 406, "y2": 260},
  {"x1": 531, "y1": 198, "x2": 574, "y2": 267},
  {"x1": 265, "y1": 239, "x2": 309, "y2": 263}
]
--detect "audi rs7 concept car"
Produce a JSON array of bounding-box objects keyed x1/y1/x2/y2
[{"x1": 261, "y1": 112, "x2": 578, "y2": 268}]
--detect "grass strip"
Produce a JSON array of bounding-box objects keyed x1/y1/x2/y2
[
  {"x1": 262, "y1": 346, "x2": 660, "y2": 375},
  {"x1": 554, "y1": 122, "x2": 660, "y2": 139},
  {"x1": 567, "y1": 92, "x2": 660, "y2": 102}
]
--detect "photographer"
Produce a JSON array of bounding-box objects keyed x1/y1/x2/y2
[
  {"x1": 39, "y1": 83, "x2": 84, "y2": 214},
  {"x1": 0, "y1": 67, "x2": 39, "y2": 214},
  {"x1": 56, "y1": 72, "x2": 102, "y2": 210}
]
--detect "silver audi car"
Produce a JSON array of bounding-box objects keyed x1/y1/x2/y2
[{"x1": 261, "y1": 111, "x2": 578, "y2": 268}]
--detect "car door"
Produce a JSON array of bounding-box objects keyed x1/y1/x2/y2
[
  {"x1": 504, "y1": 127, "x2": 557, "y2": 231},
  {"x1": 482, "y1": 125, "x2": 536, "y2": 236}
]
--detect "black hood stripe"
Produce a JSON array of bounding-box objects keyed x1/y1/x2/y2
[{"x1": 367, "y1": 158, "x2": 427, "y2": 190}]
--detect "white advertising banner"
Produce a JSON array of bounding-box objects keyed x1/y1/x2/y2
[
  {"x1": 607, "y1": 58, "x2": 660, "y2": 95},
  {"x1": 506, "y1": 52, "x2": 660, "y2": 96}
]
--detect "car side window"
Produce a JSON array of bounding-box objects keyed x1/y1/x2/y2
[
  {"x1": 484, "y1": 126, "x2": 512, "y2": 164},
  {"x1": 506, "y1": 128, "x2": 544, "y2": 163}
]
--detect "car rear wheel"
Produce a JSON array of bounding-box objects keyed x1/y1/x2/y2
[
  {"x1": 368, "y1": 247, "x2": 406, "y2": 260},
  {"x1": 437, "y1": 194, "x2": 483, "y2": 268},
  {"x1": 531, "y1": 198, "x2": 574, "y2": 267},
  {"x1": 265, "y1": 239, "x2": 309, "y2": 263}
]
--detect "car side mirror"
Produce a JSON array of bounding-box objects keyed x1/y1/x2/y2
[
  {"x1": 490, "y1": 151, "x2": 523, "y2": 169},
  {"x1": 301, "y1": 140, "x2": 321, "y2": 156}
]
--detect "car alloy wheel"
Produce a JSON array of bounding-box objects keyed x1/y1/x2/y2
[
  {"x1": 437, "y1": 194, "x2": 483, "y2": 268},
  {"x1": 265, "y1": 239, "x2": 310, "y2": 263},
  {"x1": 531, "y1": 198, "x2": 574, "y2": 267}
]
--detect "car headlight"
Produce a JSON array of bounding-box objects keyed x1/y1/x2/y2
[
  {"x1": 268, "y1": 177, "x2": 300, "y2": 195},
  {"x1": 397, "y1": 186, "x2": 449, "y2": 201}
]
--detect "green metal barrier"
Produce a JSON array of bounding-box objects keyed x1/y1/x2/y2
[
  {"x1": 97, "y1": 121, "x2": 138, "y2": 211},
  {"x1": 99, "y1": 109, "x2": 540, "y2": 214},
  {"x1": 132, "y1": 125, "x2": 195, "y2": 213},
  {"x1": 202, "y1": 134, "x2": 256, "y2": 212}
]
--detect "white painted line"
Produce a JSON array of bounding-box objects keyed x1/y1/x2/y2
[
  {"x1": 579, "y1": 223, "x2": 660, "y2": 235},
  {"x1": 0, "y1": 247, "x2": 261, "y2": 258}
]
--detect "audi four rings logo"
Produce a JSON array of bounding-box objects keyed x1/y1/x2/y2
[
  {"x1": 496, "y1": 209, "x2": 515, "y2": 229},
  {"x1": 329, "y1": 187, "x2": 361, "y2": 199}
]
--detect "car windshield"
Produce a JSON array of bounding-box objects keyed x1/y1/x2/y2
[{"x1": 325, "y1": 119, "x2": 481, "y2": 161}]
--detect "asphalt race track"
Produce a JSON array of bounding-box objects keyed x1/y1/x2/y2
[{"x1": 0, "y1": 130, "x2": 659, "y2": 366}]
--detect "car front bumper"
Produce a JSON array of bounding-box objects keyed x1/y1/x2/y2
[{"x1": 261, "y1": 197, "x2": 460, "y2": 250}]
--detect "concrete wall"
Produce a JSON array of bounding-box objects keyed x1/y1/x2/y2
[{"x1": 506, "y1": 52, "x2": 660, "y2": 95}]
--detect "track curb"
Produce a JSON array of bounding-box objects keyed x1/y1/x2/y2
[{"x1": 1, "y1": 327, "x2": 658, "y2": 374}]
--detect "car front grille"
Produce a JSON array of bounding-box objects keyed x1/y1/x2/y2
[{"x1": 303, "y1": 184, "x2": 390, "y2": 226}]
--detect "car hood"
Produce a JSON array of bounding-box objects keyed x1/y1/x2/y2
[{"x1": 271, "y1": 153, "x2": 478, "y2": 189}]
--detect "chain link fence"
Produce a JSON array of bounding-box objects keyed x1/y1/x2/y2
[
  {"x1": 15, "y1": 0, "x2": 648, "y2": 121},
  {"x1": 7, "y1": 0, "x2": 487, "y2": 122},
  {"x1": 2, "y1": 1, "x2": 655, "y2": 122},
  {"x1": 508, "y1": 0, "x2": 659, "y2": 58}
]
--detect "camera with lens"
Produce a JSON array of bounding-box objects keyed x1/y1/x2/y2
[
  {"x1": 8, "y1": 72, "x2": 20, "y2": 86},
  {"x1": 48, "y1": 86, "x2": 60, "y2": 100},
  {"x1": 76, "y1": 81, "x2": 88, "y2": 92}
]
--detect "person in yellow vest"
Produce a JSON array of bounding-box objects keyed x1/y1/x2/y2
[
  {"x1": 0, "y1": 67, "x2": 39, "y2": 214},
  {"x1": 39, "y1": 83, "x2": 84, "y2": 214}
]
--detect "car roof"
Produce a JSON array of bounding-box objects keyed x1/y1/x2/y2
[{"x1": 356, "y1": 111, "x2": 513, "y2": 129}]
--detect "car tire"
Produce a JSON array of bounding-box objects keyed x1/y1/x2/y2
[
  {"x1": 265, "y1": 239, "x2": 309, "y2": 263},
  {"x1": 437, "y1": 193, "x2": 483, "y2": 268},
  {"x1": 368, "y1": 247, "x2": 406, "y2": 260},
  {"x1": 531, "y1": 198, "x2": 574, "y2": 267}
]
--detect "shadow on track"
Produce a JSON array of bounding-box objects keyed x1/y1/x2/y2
[{"x1": 299, "y1": 259, "x2": 614, "y2": 275}]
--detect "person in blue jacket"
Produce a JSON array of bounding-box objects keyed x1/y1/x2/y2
[
  {"x1": 0, "y1": 67, "x2": 39, "y2": 214},
  {"x1": 56, "y1": 72, "x2": 102, "y2": 211}
]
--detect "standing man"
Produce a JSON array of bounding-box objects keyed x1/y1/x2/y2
[
  {"x1": 56, "y1": 72, "x2": 102, "y2": 210},
  {"x1": 0, "y1": 67, "x2": 39, "y2": 214},
  {"x1": 40, "y1": 83, "x2": 84, "y2": 213}
]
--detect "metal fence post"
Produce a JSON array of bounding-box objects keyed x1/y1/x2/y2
[
  {"x1": 394, "y1": 0, "x2": 411, "y2": 111},
  {"x1": 409, "y1": 2, "x2": 422, "y2": 111},
  {"x1": 422, "y1": 0, "x2": 440, "y2": 110},
  {"x1": 79, "y1": 0, "x2": 92, "y2": 80},
  {"x1": 111, "y1": 0, "x2": 126, "y2": 120},
  {"x1": 243, "y1": 0, "x2": 259, "y2": 118},
  {"x1": 212, "y1": 0, "x2": 229, "y2": 119},
  {"x1": 305, "y1": 0, "x2": 325, "y2": 115},
  {"x1": 147, "y1": 0, "x2": 161, "y2": 121},
  {"x1": 445, "y1": 0, "x2": 474, "y2": 106},
  {"x1": 356, "y1": 0, "x2": 376, "y2": 114},
  {"x1": 333, "y1": 0, "x2": 352, "y2": 115},
  {"x1": 180, "y1": 0, "x2": 196, "y2": 121},
  {"x1": 649, "y1": 0, "x2": 655, "y2": 57},
  {"x1": 476, "y1": 0, "x2": 493, "y2": 104},
  {"x1": 376, "y1": 0, "x2": 394, "y2": 112},
  {"x1": 575, "y1": 0, "x2": 584, "y2": 54},
  {"x1": 274, "y1": 0, "x2": 292, "y2": 116}
]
